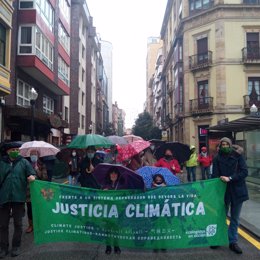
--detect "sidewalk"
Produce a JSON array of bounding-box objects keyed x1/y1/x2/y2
[{"x1": 240, "y1": 182, "x2": 260, "y2": 238}]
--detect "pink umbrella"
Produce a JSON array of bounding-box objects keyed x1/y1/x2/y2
[
  {"x1": 19, "y1": 141, "x2": 60, "y2": 158},
  {"x1": 117, "y1": 140, "x2": 151, "y2": 162},
  {"x1": 123, "y1": 134, "x2": 143, "y2": 143}
]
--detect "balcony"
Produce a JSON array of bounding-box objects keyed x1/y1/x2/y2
[
  {"x1": 189, "y1": 97, "x2": 213, "y2": 115},
  {"x1": 189, "y1": 51, "x2": 212, "y2": 72},
  {"x1": 174, "y1": 103, "x2": 184, "y2": 118},
  {"x1": 242, "y1": 48, "x2": 260, "y2": 64},
  {"x1": 243, "y1": 95, "x2": 260, "y2": 112}
]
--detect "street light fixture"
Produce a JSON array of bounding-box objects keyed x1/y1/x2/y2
[
  {"x1": 250, "y1": 104, "x2": 258, "y2": 115},
  {"x1": 89, "y1": 124, "x2": 93, "y2": 134},
  {"x1": 29, "y1": 87, "x2": 38, "y2": 140}
]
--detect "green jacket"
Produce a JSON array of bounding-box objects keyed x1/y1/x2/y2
[{"x1": 0, "y1": 155, "x2": 35, "y2": 205}]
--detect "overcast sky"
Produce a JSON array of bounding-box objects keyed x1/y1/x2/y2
[{"x1": 86, "y1": 0, "x2": 168, "y2": 128}]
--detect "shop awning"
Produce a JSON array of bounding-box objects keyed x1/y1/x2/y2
[{"x1": 209, "y1": 115, "x2": 260, "y2": 132}]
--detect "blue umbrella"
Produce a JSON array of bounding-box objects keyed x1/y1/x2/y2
[{"x1": 136, "y1": 166, "x2": 181, "y2": 188}]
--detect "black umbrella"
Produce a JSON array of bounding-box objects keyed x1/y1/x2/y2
[{"x1": 154, "y1": 142, "x2": 191, "y2": 163}]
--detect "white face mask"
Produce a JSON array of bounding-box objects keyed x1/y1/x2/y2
[
  {"x1": 72, "y1": 152, "x2": 76, "y2": 156},
  {"x1": 30, "y1": 155, "x2": 38, "y2": 163}
]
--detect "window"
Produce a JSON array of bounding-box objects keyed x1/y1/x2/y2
[
  {"x1": 189, "y1": 0, "x2": 213, "y2": 13},
  {"x1": 16, "y1": 79, "x2": 31, "y2": 106},
  {"x1": 78, "y1": 113, "x2": 80, "y2": 127},
  {"x1": 43, "y1": 95, "x2": 54, "y2": 114},
  {"x1": 0, "y1": 24, "x2": 6, "y2": 66},
  {"x1": 19, "y1": 26, "x2": 32, "y2": 53},
  {"x1": 246, "y1": 32, "x2": 259, "y2": 59},
  {"x1": 81, "y1": 92, "x2": 85, "y2": 105},
  {"x1": 64, "y1": 106, "x2": 69, "y2": 121},
  {"x1": 58, "y1": 56, "x2": 70, "y2": 86},
  {"x1": 81, "y1": 115, "x2": 85, "y2": 129},
  {"x1": 59, "y1": 0, "x2": 70, "y2": 22},
  {"x1": 35, "y1": 0, "x2": 54, "y2": 31},
  {"x1": 35, "y1": 27, "x2": 53, "y2": 69},
  {"x1": 244, "y1": 0, "x2": 260, "y2": 4},
  {"x1": 19, "y1": 0, "x2": 34, "y2": 9},
  {"x1": 82, "y1": 44, "x2": 85, "y2": 58},
  {"x1": 58, "y1": 22, "x2": 70, "y2": 54},
  {"x1": 197, "y1": 37, "x2": 208, "y2": 63},
  {"x1": 82, "y1": 68, "x2": 85, "y2": 82},
  {"x1": 198, "y1": 80, "x2": 209, "y2": 108}
]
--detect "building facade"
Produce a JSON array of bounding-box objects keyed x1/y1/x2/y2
[
  {"x1": 145, "y1": 37, "x2": 162, "y2": 115},
  {"x1": 3, "y1": 0, "x2": 71, "y2": 144},
  {"x1": 158, "y1": 0, "x2": 260, "y2": 149},
  {"x1": 0, "y1": 0, "x2": 13, "y2": 142}
]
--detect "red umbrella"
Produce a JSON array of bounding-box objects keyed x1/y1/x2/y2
[
  {"x1": 123, "y1": 134, "x2": 143, "y2": 143},
  {"x1": 117, "y1": 140, "x2": 151, "y2": 162}
]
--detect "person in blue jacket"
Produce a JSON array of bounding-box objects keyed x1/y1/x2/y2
[{"x1": 211, "y1": 137, "x2": 248, "y2": 254}]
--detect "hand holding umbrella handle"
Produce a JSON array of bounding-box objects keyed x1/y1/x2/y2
[{"x1": 86, "y1": 162, "x2": 94, "y2": 173}]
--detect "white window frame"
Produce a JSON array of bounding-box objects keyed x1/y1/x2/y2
[
  {"x1": 58, "y1": 22, "x2": 70, "y2": 54},
  {"x1": 43, "y1": 95, "x2": 54, "y2": 114},
  {"x1": 18, "y1": 25, "x2": 53, "y2": 70},
  {"x1": 58, "y1": 56, "x2": 70, "y2": 86},
  {"x1": 59, "y1": 0, "x2": 70, "y2": 22},
  {"x1": 16, "y1": 79, "x2": 31, "y2": 107}
]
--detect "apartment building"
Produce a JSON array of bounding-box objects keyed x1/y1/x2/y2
[
  {"x1": 4, "y1": 0, "x2": 71, "y2": 144},
  {"x1": 159, "y1": 0, "x2": 260, "y2": 149},
  {"x1": 145, "y1": 37, "x2": 163, "y2": 115},
  {"x1": 0, "y1": 0, "x2": 13, "y2": 142}
]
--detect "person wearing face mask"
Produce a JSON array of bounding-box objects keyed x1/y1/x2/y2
[
  {"x1": 0, "y1": 142, "x2": 35, "y2": 258},
  {"x1": 154, "y1": 149, "x2": 181, "y2": 175},
  {"x1": 185, "y1": 145, "x2": 198, "y2": 182},
  {"x1": 25, "y1": 151, "x2": 48, "y2": 234},
  {"x1": 211, "y1": 137, "x2": 248, "y2": 254},
  {"x1": 198, "y1": 146, "x2": 212, "y2": 180},
  {"x1": 78, "y1": 146, "x2": 102, "y2": 189},
  {"x1": 68, "y1": 150, "x2": 80, "y2": 185}
]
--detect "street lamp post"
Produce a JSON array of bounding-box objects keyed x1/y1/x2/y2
[{"x1": 29, "y1": 88, "x2": 38, "y2": 141}]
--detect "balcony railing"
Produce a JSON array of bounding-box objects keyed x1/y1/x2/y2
[
  {"x1": 189, "y1": 51, "x2": 212, "y2": 71},
  {"x1": 243, "y1": 95, "x2": 260, "y2": 111},
  {"x1": 174, "y1": 103, "x2": 184, "y2": 118},
  {"x1": 189, "y1": 97, "x2": 213, "y2": 115},
  {"x1": 242, "y1": 47, "x2": 260, "y2": 64}
]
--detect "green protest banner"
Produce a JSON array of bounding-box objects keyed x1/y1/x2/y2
[{"x1": 30, "y1": 178, "x2": 228, "y2": 249}]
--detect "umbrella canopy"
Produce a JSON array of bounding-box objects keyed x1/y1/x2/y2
[
  {"x1": 123, "y1": 134, "x2": 143, "y2": 143},
  {"x1": 19, "y1": 141, "x2": 60, "y2": 157},
  {"x1": 117, "y1": 140, "x2": 151, "y2": 162},
  {"x1": 106, "y1": 135, "x2": 128, "y2": 145},
  {"x1": 136, "y1": 166, "x2": 181, "y2": 188},
  {"x1": 92, "y1": 163, "x2": 145, "y2": 190},
  {"x1": 154, "y1": 142, "x2": 191, "y2": 164},
  {"x1": 67, "y1": 134, "x2": 113, "y2": 149}
]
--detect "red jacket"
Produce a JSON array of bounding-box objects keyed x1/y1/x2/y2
[
  {"x1": 198, "y1": 153, "x2": 212, "y2": 167},
  {"x1": 154, "y1": 158, "x2": 181, "y2": 175}
]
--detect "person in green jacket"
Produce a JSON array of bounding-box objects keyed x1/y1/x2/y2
[
  {"x1": 0, "y1": 142, "x2": 35, "y2": 258},
  {"x1": 185, "y1": 145, "x2": 198, "y2": 182}
]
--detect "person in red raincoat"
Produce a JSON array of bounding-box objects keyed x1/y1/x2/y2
[
  {"x1": 154, "y1": 149, "x2": 181, "y2": 175},
  {"x1": 198, "y1": 146, "x2": 212, "y2": 180}
]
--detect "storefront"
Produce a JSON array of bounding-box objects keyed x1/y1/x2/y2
[{"x1": 208, "y1": 114, "x2": 260, "y2": 185}]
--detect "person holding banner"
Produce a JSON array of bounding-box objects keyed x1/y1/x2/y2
[
  {"x1": 103, "y1": 166, "x2": 122, "y2": 255},
  {"x1": 212, "y1": 137, "x2": 248, "y2": 254},
  {"x1": 78, "y1": 146, "x2": 102, "y2": 189},
  {"x1": 0, "y1": 142, "x2": 35, "y2": 258}
]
